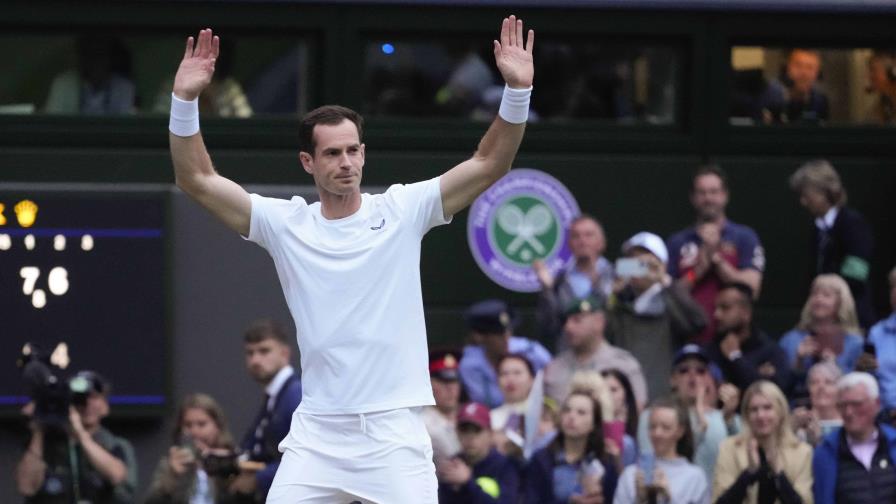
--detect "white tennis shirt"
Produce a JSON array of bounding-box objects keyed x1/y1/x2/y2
[{"x1": 246, "y1": 177, "x2": 451, "y2": 414}]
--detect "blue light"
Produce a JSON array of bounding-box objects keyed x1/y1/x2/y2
[{"x1": 381, "y1": 43, "x2": 395, "y2": 55}]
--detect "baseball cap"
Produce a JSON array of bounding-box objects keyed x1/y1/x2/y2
[
  {"x1": 429, "y1": 349, "x2": 460, "y2": 381},
  {"x1": 622, "y1": 231, "x2": 669, "y2": 265},
  {"x1": 564, "y1": 294, "x2": 606, "y2": 317},
  {"x1": 464, "y1": 299, "x2": 516, "y2": 334},
  {"x1": 69, "y1": 370, "x2": 110, "y2": 397},
  {"x1": 457, "y1": 402, "x2": 491, "y2": 430},
  {"x1": 672, "y1": 344, "x2": 710, "y2": 366}
]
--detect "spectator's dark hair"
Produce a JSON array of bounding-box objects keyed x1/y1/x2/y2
[
  {"x1": 571, "y1": 213, "x2": 604, "y2": 230},
  {"x1": 243, "y1": 318, "x2": 291, "y2": 345},
  {"x1": 648, "y1": 396, "x2": 694, "y2": 461},
  {"x1": 601, "y1": 368, "x2": 639, "y2": 438},
  {"x1": 497, "y1": 353, "x2": 536, "y2": 378},
  {"x1": 171, "y1": 393, "x2": 235, "y2": 449},
  {"x1": 299, "y1": 105, "x2": 364, "y2": 156},
  {"x1": 551, "y1": 391, "x2": 606, "y2": 463},
  {"x1": 720, "y1": 282, "x2": 754, "y2": 309},
  {"x1": 787, "y1": 48, "x2": 822, "y2": 62},
  {"x1": 692, "y1": 164, "x2": 728, "y2": 192}
]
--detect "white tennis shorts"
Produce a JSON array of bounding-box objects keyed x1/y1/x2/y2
[{"x1": 266, "y1": 407, "x2": 437, "y2": 503}]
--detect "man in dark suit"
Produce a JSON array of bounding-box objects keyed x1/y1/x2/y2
[
  {"x1": 235, "y1": 319, "x2": 302, "y2": 502},
  {"x1": 790, "y1": 159, "x2": 875, "y2": 328}
]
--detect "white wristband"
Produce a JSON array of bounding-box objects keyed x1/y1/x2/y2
[
  {"x1": 169, "y1": 93, "x2": 200, "y2": 137},
  {"x1": 498, "y1": 85, "x2": 532, "y2": 124}
]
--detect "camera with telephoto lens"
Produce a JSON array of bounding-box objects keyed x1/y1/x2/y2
[
  {"x1": 17, "y1": 342, "x2": 107, "y2": 431},
  {"x1": 179, "y1": 433, "x2": 243, "y2": 478}
]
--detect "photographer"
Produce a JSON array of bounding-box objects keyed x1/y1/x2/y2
[
  {"x1": 15, "y1": 370, "x2": 137, "y2": 504},
  {"x1": 605, "y1": 232, "x2": 707, "y2": 402},
  {"x1": 145, "y1": 393, "x2": 248, "y2": 504}
]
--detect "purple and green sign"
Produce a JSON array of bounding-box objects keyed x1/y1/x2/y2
[{"x1": 467, "y1": 169, "x2": 580, "y2": 292}]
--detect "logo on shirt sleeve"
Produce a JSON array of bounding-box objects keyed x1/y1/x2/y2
[{"x1": 752, "y1": 245, "x2": 766, "y2": 272}]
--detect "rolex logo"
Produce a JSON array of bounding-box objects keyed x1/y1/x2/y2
[
  {"x1": 14, "y1": 200, "x2": 38, "y2": 228},
  {"x1": 0, "y1": 203, "x2": 6, "y2": 226}
]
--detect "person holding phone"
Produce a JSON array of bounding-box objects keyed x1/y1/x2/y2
[
  {"x1": 713, "y1": 381, "x2": 812, "y2": 504},
  {"x1": 144, "y1": 393, "x2": 247, "y2": 504},
  {"x1": 490, "y1": 354, "x2": 535, "y2": 456},
  {"x1": 525, "y1": 391, "x2": 618, "y2": 504},
  {"x1": 605, "y1": 232, "x2": 707, "y2": 402},
  {"x1": 779, "y1": 274, "x2": 864, "y2": 401},
  {"x1": 614, "y1": 396, "x2": 710, "y2": 504}
]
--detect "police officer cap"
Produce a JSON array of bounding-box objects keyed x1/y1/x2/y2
[{"x1": 464, "y1": 299, "x2": 516, "y2": 334}]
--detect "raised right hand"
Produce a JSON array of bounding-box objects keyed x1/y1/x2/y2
[
  {"x1": 167, "y1": 446, "x2": 196, "y2": 475},
  {"x1": 173, "y1": 28, "x2": 220, "y2": 101}
]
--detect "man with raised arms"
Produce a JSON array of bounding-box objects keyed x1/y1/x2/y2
[{"x1": 168, "y1": 17, "x2": 534, "y2": 503}]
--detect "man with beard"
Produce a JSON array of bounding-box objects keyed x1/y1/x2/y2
[
  {"x1": 238, "y1": 319, "x2": 302, "y2": 502},
  {"x1": 667, "y1": 165, "x2": 765, "y2": 345},
  {"x1": 705, "y1": 283, "x2": 790, "y2": 392}
]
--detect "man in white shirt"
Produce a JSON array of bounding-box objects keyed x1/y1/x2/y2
[{"x1": 168, "y1": 17, "x2": 534, "y2": 503}]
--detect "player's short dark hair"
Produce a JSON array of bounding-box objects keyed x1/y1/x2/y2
[
  {"x1": 692, "y1": 163, "x2": 729, "y2": 192},
  {"x1": 299, "y1": 105, "x2": 364, "y2": 156},
  {"x1": 243, "y1": 318, "x2": 291, "y2": 346}
]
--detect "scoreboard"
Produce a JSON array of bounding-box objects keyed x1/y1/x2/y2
[{"x1": 0, "y1": 185, "x2": 169, "y2": 414}]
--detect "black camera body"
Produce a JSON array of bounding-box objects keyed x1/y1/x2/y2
[{"x1": 18, "y1": 343, "x2": 73, "y2": 430}]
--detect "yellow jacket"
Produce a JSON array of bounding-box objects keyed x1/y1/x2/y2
[{"x1": 712, "y1": 434, "x2": 814, "y2": 504}]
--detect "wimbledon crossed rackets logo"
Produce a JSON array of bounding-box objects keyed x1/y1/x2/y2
[
  {"x1": 468, "y1": 169, "x2": 579, "y2": 292},
  {"x1": 494, "y1": 197, "x2": 558, "y2": 264}
]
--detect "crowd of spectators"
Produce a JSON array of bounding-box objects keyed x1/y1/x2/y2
[{"x1": 13, "y1": 159, "x2": 896, "y2": 503}]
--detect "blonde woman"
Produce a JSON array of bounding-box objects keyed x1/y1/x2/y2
[
  {"x1": 780, "y1": 274, "x2": 864, "y2": 401},
  {"x1": 713, "y1": 381, "x2": 813, "y2": 504}
]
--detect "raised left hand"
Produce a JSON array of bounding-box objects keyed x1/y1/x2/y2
[{"x1": 493, "y1": 15, "x2": 534, "y2": 89}]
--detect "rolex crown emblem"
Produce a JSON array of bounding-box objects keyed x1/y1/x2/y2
[{"x1": 14, "y1": 200, "x2": 38, "y2": 228}]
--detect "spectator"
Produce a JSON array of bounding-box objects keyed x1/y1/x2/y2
[
  {"x1": 706, "y1": 283, "x2": 791, "y2": 392},
  {"x1": 524, "y1": 391, "x2": 619, "y2": 503},
  {"x1": 790, "y1": 159, "x2": 875, "y2": 328},
  {"x1": 602, "y1": 369, "x2": 640, "y2": 440},
  {"x1": 44, "y1": 36, "x2": 136, "y2": 115},
  {"x1": 490, "y1": 354, "x2": 538, "y2": 457},
  {"x1": 437, "y1": 402, "x2": 520, "y2": 504},
  {"x1": 779, "y1": 274, "x2": 864, "y2": 400},
  {"x1": 606, "y1": 232, "x2": 707, "y2": 400},
  {"x1": 423, "y1": 349, "x2": 463, "y2": 461},
  {"x1": 15, "y1": 371, "x2": 137, "y2": 504},
  {"x1": 790, "y1": 361, "x2": 843, "y2": 446},
  {"x1": 864, "y1": 50, "x2": 896, "y2": 125},
  {"x1": 813, "y1": 372, "x2": 896, "y2": 503},
  {"x1": 144, "y1": 393, "x2": 246, "y2": 504},
  {"x1": 713, "y1": 381, "x2": 813, "y2": 504},
  {"x1": 544, "y1": 294, "x2": 648, "y2": 409},
  {"x1": 869, "y1": 266, "x2": 896, "y2": 415},
  {"x1": 637, "y1": 344, "x2": 728, "y2": 482},
  {"x1": 459, "y1": 299, "x2": 551, "y2": 408},
  {"x1": 614, "y1": 396, "x2": 710, "y2": 504},
  {"x1": 570, "y1": 371, "x2": 639, "y2": 467},
  {"x1": 667, "y1": 165, "x2": 765, "y2": 344},
  {"x1": 534, "y1": 214, "x2": 614, "y2": 349},
  {"x1": 758, "y1": 48, "x2": 829, "y2": 124},
  {"x1": 237, "y1": 319, "x2": 302, "y2": 502}
]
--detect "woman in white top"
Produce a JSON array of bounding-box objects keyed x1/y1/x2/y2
[
  {"x1": 491, "y1": 353, "x2": 535, "y2": 455},
  {"x1": 614, "y1": 396, "x2": 710, "y2": 504}
]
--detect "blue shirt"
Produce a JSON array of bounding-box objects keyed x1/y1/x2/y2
[
  {"x1": 779, "y1": 328, "x2": 864, "y2": 373},
  {"x1": 869, "y1": 313, "x2": 896, "y2": 409},
  {"x1": 666, "y1": 220, "x2": 764, "y2": 279},
  {"x1": 460, "y1": 336, "x2": 552, "y2": 408}
]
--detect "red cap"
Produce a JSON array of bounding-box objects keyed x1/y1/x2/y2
[
  {"x1": 429, "y1": 350, "x2": 460, "y2": 380},
  {"x1": 457, "y1": 402, "x2": 491, "y2": 430}
]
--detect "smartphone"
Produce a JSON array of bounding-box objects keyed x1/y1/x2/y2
[
  {"x1": 616, "y1": 257, "x2": 649, "y2": 278},
  {"x1": 864, "y1": 342, "x2": 876, "y2": 356},
  {"x1": 639, "y1": 453, "x2": 655, "y2": 485},
  {"x1": 603, "y1": 420, "x2": 626, "y2": 452}
]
